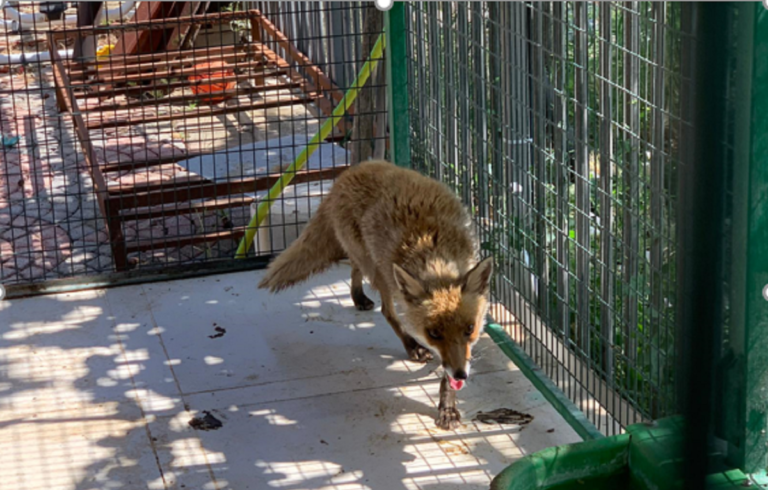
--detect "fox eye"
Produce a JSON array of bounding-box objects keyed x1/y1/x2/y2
[
  {"x1": 428, "y1": 329, "x2": 443, "y2": 341},
  {"x1": 466, "y1": 324, "x2": 475, "y2": 336}
]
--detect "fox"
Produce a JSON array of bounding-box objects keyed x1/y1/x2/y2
[{"x1": 258, "y1": 160, "x2": 493, "y2": 430}]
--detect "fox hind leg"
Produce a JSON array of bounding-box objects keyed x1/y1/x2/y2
[{"x1": 350, "y1": 264, "x2": 375, "y2": 311}]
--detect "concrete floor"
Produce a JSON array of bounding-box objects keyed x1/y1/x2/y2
[{"x1": 0, "y1": 266, "x2": 580, "y2": 490}]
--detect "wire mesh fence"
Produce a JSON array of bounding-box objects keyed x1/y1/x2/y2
[
  {"x1": 0, "y1": 1, "x2": 384, "y2": 287},
  {"x1": 404, "y1": 1, "x2": 694, "y2": 435}
]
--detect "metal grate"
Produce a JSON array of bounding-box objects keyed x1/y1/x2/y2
[
  {"x1": 404, "y1": 2, "x2": 694, "y2": 435},
  {"x1": 0, "y1": 1, "x2": 385, "y2": 287}
]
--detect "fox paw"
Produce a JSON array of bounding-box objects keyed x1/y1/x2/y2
[
  {"x1": 407, "y1": 344, "x2": 433, "y2": 363},
  {"x1": 353, "y1": 294, "x2": 375, "y2": 311},
  {"x1": 436, "y1": 406, "x2": 461, "y2": 430}
]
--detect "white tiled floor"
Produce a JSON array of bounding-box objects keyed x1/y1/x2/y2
[{"x1": 0, "y1": 266, "x2": 580, "y2": 490}]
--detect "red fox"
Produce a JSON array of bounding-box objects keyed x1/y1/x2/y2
[{"x1": 258, "y1": 160, "x2": 493, "y2": 430}]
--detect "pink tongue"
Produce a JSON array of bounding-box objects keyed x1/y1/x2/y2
[{"x1": 449, "y1": 377, "x2": 464, "y2": 391}]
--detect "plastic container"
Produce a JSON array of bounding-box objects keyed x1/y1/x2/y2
[
  {"x1": 188, "y1": 61, "x2": 236, "y2": 104},
  {"x1": 490, "y1": 417, "x2": 750, "y2": 490}
]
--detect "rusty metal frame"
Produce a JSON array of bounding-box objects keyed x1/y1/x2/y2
[{"x1": 48, "y1": 10, "x2": 351, "y2": 272}]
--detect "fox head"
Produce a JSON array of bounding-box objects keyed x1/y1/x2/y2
[{"x1": 393, "y1": 257, "x2": 494, "y2": 391}]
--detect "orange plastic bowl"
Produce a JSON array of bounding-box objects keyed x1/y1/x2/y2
[{"x1": 188, "y1": 61, "x2": 236, "y2": 104}]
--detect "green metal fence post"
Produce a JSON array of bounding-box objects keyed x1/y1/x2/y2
[
  {"x1": 675, "y1": 3, "x2": 729, "y2": 485},
  {"x1": 385, "y1": 2, "x2": 411, "y2": 168},
  {"x1": 723, "y1": 1, "x2": 768, "y2": 475}
]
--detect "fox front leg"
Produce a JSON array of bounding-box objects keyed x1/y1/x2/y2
[{"x1": 436, "y1": 374, "x2": 461, "y2": 430}]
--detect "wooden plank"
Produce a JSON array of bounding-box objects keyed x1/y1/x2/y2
[
  {"x1": 107, "y1": 165, "x2": 349, "y2": 211},
  {"x1": 75, "y1": 70, "x2": 286, "y2": 99},
  {"x1": 254, "y1": 9, "x2": 345, "y2": 106},
  {"x1": 82, "y1": 79, "x2": 305, "y2": 114},
  {"x1": 50, "y1": 9, "x2": 259, "y2": 39},
  {"x1": 65, "y1": 43, "x2": 253, "y2": 69},
  {"x1": 120, "y1": 195, "x2": 257, "y2": 221},
  {"x1": 85, "y1": 92, "x2": 322, "y2": 130},
  {"x1": 72, "y1": 2, "x2": 101, "y2": 63},
  {"x1": 260, "y1": 42, "x2": 350, "y2": 136},
  {"x1": 166, "y1": 2, "x2": 200, "y2": 51},
  {"x1": 125, "y1": 226, "x2": 248, "y2": 253},
  {"x1": 101, "y1": 151, "x2": 205, "y2": 173},
  {"x1": 111, "y1": 2, "x2": 178, "y2": 57},
  {"x1": 349, "y1": 5, "x2": 382, "y2": 165},
  {"x1": 107, "y1": 174, "x2": 206, "y2": 194},
  {"x1": 75, "y1": 57, "x2": 270, "y2": 86},
  {"x1": 68, "y1": 44, "x2": 261, "y2": 78},
  {"x1": 49, "y1": 35, "x2": 128, "y2": 270},
  {"x1": 178, "y1": 2, "x2": 212, "y2": 50}
]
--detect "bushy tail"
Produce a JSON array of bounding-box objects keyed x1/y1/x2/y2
[{"x1": 258, "y1": 205, "x2": 345, "y2": 292}]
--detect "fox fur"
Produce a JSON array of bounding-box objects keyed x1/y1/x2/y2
[{"x1": 258, "y1": 160, "x2": 493, "y2": 429}]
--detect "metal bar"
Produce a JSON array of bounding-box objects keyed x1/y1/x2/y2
[
  {"x1": 385, "y1": 2, "x2": 411, "y2": 168},
  {"x1": 649, "y1": 2, "x2": 667, "y2": 418},
  {"x1": 676, "y1": 2, "x2": 729, "y2": 486},
  {"x1": 599, "y1": 1, "x2": 615, "y2": 396},
  {"x1": 373, "y1": 51, "x2": 388, "y2": 161},
  {"x1": 458, "y1": 4, "x2": 470, "y2": 201},
  {"x1": 553, "y1": 1, "x2": 570, "y2": 346},
  {"x1": 622, "y1": 0, "x2": 640, "y2": 413},
  {"x1": 442, "y1": 2, "x2": 456, "y2": 189},
  {"x1": 427, "y1": 2, "x2": 442, "y2": 178},
  {"x1": 531, "y1": 4, "x2": 548, "y2": 319},
  {"x1": 471, "y1": 2, "x2": 487, "y2": 220},
  {"x1": 574, "y1": 2, "x2": 591, "y2": 359}
]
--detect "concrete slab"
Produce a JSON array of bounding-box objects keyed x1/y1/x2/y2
[{"x1": 0, "y1": 267, "x2": 581, "y2": 490}]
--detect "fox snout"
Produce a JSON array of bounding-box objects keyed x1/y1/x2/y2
[{"x1": 442, "y1": 343, "x2": 472, "y2": 390}]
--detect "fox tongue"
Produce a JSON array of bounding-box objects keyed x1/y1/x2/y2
[{"x1": 449, "y1": 376, "x2": 464, "y2": 391}]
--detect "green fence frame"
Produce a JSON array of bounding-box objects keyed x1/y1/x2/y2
[
  {"x1": 385, "y1": 2, "x2": 410, "y2": 169},
  {"x1": 721, "y1": 1, "x2": 768, "y2": 475}
]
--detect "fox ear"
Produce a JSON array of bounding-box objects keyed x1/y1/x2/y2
[
  {"x1": 462, "y1": 257, "x2": 494, "y2": 295},
  {"x1": 393, "y1": 264, "x2": 426, "y2": 303}
]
